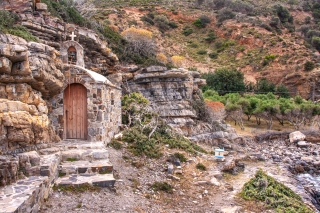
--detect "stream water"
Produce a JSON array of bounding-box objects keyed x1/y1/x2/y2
[{"x1": 297, "y1": 174, "x2": 320, "y2": 210}]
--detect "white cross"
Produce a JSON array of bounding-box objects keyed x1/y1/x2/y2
[{"x1": 70, "y1": 31, "x2": 77, "y2": 41}]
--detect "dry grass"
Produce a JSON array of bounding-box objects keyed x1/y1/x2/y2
[{"x1": 225, "y1": 115, "x2": 318, "y2": 137}]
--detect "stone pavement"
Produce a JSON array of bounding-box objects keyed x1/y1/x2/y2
[{"x1": 0, "y1": 140, "x2": 115, "y2": 213}]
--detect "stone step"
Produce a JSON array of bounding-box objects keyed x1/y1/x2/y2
[
  {"x1": 55, "y1": 173, "x2": 115, "y2": 188},
  {"x1": 61, "y1": 149, "x2": 109, "y2": 162},
  {"x1": 38, "y1": 141, "x2": 106, "y2": 155},
  {"x1": 0, "y1": 176, "x2": 50, "y2": 213},
  {"x1": 39, "y1": 153, "x2": 61, "y2": 183},
  {"x1": 56, "y1": 140, "x2": 106, "y2": 150},
  {"x1": 59, "y1": 159, "x2": 113, "y2": 175}
]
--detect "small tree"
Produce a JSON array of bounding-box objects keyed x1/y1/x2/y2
[
  {"x1": 304, "y1": 61, "x2": 315, "y2": 71},
  {"x1": 193, "y1": 15, "x2": 211, "y2": 28},
  {"x1": 202, "y1": 68, "x2": 246, "y2": 95},
  {"x1": 254, "y1": 99, "x2": 280, "y2": 130},
  {"x1": 205, "y1": 30, "x2": 216, "y2": 43},
  {"x1": 121, "y1": 27, "x2": 156, "y2": 62},
  {"x1": 311, "y1": 36, "x2": 320, "y2": 51},
  {"x1": 274, "y1": 4, "x2": 293, "y2": 23},
  {"x1": 217, "y1": 8, "x2": 236, "y2": 23},
  {"x1": 275, "y1": 84, "x2": 290, "y2": 98},
  {"x1": 255, "y1": 78, "x2": 276, "y2": 94},
  {"x1": 122, "y1": 92, "x2": 162, "y2": 139}
]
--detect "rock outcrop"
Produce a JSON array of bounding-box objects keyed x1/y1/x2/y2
[
  {"x1": 126, "y1": 66, "x2": 237, "y2": 142},
  {"x1": 3, "y1": 0, "x2": 118, "y2": 75},
  {"x1": 0, "y1": 34, "x2": 63, "y2": 154},
  {"x1": 126, "y1": 66, "x2": 206, "y2": 136}
]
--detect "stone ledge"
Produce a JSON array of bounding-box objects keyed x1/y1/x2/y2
[
  {"x1": 59, "y1": 159, "x2": 113, "y2": 175},
  {"x1": 0, "y1": 176, "x2": 49, "y2": 213},
  {"x1": 56, "y1": 174, "x2": 115, "y2": 187}
]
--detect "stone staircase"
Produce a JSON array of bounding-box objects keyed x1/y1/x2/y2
[{"x1": 0, "y1": 140, "x2": 115, "y2": 213}]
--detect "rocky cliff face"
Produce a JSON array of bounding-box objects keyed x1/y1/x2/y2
[
  {"x1": 0, "y1": 34, "x2": 62, "y2": 155},
  {"x1": 0, "y1": 1, "x2": 120, "y2": 186},
  {"x1": 3, "y1": 0, "x2": 118, "y2": 74},
  {"x1": 0, "y1": 0, "x2": 120, "y2": 155},
  {"x1": 126, "y1": 66, "x2": 204, "y2": 136},
  {"x1": 125, "y1": 66, "x2": 233, "y2": 139}
]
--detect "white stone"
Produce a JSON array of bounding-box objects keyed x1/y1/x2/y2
[
  {"x1": 114, "y1": 133, "x2": 123, "y2": 140},
  {"x1": 289, "y1": 131, "x2": 306, "y2": 143},
  {"x1": 297, "y1": 141, "x2": 308, "y2": 147},
  {"x1": 209, "y1": 177, "x2": 221, "y2": 186}
]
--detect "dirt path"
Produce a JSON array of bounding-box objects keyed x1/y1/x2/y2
[{"x1": 40, "y1": 144, "x2": 312, "y2": 213}]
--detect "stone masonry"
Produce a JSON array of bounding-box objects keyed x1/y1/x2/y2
[{"x1": 50, "y1": 65, "x2": 121, "y2": 142}]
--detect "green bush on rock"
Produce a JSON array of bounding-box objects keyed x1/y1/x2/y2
[
  {"x1": 121, "y1": 92, "x2": 207, "y2": 158},
  {"x1": 240, "y1": 169, "x2": 313, "y2": 213},
  {"x1": 0, "y1": 10, "x2": 38, "y2": 41}
]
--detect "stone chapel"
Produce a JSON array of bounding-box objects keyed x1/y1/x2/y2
[{"x1": 49, "y1": 26, "x2": 122, "y2": 143}]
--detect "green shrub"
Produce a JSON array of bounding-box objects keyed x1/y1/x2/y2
[
  {"x1": 205, "y1": 31, "x2": 216, "y2": 43},
  {"x1": 182, "y1": 27, "x2": 193, "y2": 36},
  {"x1": 304, "y1": 61, "x2": 315, "y2": 71},
  {"x1": 168, "y1": 21, "x2": 178, "y2": 28},
  {"x1": 196, "y1": 163, "x2": 206, "y2": 171},
  {"x1": 274, "y1": 4, "x2": 293, "y2": 23},
  {"x1": 53, "y1": 183, "x2": 100, "y2": 193},
  {"x1": 265, "y1": 54, "x2": 276, "y2": 60},
  {"x1": 0, "y1": 10, "x2": 38, "y2": 42},
  {"x1": 7, "y1": 26, "x2": 38, "y2": 42},
  {"x1": 209, "y1": 52, "x2": 218, "y2": 59},
  {"x1": 193, "y1": 15, "x2": 211, "y2": 28},
  {"x1": 240, "y1": 169, "x2": 313, "y2": 213},
  {"x1": 122, "y1": 127, "x2": 162, "y2": 158},
  {"x1": 306, "y1": 30, "x2": 320, "y2": 39},
  {"x1": 217, "y1": 8, "x2": 235, "y2": 23},
  {"x1": 197, "y1": 50, "x2": 207, "y2": 55},
  {"x1": 66, "y1": 158, "x2": 78, "y2": 162},
  {"x1": 189, "y1": 43, "x2": 198, "y2": 48},
  {"x1": 275, "y1": 84, "x2": 290, "y2": 98},
  {"x1": 109, "y1": 139, "x2": 123, "y2": 150},
  {"x1": 312, "y1": 3, "x2": 320, "y2": 20},
  {"x1": 141, "y1": 15, "x2": 155, "y2": 25},
  {"x1": 0, "y1": 9, "x2": 16, "y2": 29},
  {"x1": 305, "y1": 16, "x2": 311, "y2": 24},
  {"x1": 269, "y1": 16, "x2": 280, "y2": 29},
  {"x1": 255, "y1": 78, "x2": 276, "y2": 94},
  {"x1": 312, "y1": 36, "x2": 320, "y2": 51},
  {"x1": 42, "y1": 0, "x2": 89, "y2": 27},
  {"x1": 260, "y1": 23, "x2": 273, "y2": 32},
  {"x1": 151, "y1": 182, "x2": 173, "y2": 193},
  {"x1": 201, "y1": 68, "x2": 246, "y2": 95},
  {"x1": 173, "y1": 152, "x2": 187, "y2": 162}
]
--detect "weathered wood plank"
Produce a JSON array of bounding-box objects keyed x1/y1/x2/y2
[{"x1": 64, "y1": 83, "x2": 87, "y2": 139}]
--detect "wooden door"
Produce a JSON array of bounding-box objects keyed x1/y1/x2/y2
[{"x1": 64, "y1": 83, "x2": 88, "y2": 139}]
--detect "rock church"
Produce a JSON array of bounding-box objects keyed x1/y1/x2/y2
[{"x1": 49, "y1": 25, "x2": 122, "y2": 142}]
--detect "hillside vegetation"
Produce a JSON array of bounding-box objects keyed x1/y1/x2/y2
[{"x1": 74, "y1": 0, "x2": 320, "y2": 99}]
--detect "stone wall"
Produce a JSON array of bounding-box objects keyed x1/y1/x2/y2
[{"x1": 50, "y1": 65, "x2": 121, "y2": 143}]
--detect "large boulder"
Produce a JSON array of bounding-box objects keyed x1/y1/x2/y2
[
  {"x1": 289, "y1": 131, "x2": 306, "y2": 143},
  {"x1": 222, "y1": 157, "x2": 236, "y2": 171}
]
